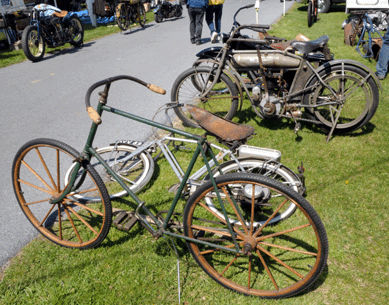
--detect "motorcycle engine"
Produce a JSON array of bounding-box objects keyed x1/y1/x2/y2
[{"x1": 258, "y1": 96, "x2": 282, "y2": 118}]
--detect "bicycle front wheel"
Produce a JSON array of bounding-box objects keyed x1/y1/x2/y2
[
  {"x1": 183, "y1": 173, "x2": 328, "y2": 299},
  {"x1": 65, "y1": 144, "x2": 154, "y2": 202},
  {"x1": 171, "y1": 66, "x2": 239, "y2": 128},
  {"x1": 12, "y1": 139, "x2": 112, "y2": 249}
]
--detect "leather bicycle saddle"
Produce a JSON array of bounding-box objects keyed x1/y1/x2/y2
[
  {"x1": 290, "y1": 35, "x2": 329, "y2": 54},
  {"x1": 186, "y1": 104, "x2": 255, "y2": 142}
]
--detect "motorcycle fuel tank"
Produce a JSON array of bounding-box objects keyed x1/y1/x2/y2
[{"x1": 231, "y1": 51, "x2": 301, "y2": 69}]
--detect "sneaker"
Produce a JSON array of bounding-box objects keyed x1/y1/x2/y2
[
  {"x1": 375, "y1": 72, "x2": 385, "y2": 80},
  {"x1": 190, "y1": 39, "x2": 195, "y2": 44},
  {"x1": 196, "y1": 40, "x2": 202, "y2": 45},
  {"x1": 211, "y1": 31, "x2": 218, "y2": 43}
]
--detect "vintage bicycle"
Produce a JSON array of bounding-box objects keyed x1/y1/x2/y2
[{"x1": 12, "y1": 75, "x2": 328, "y2": 299}]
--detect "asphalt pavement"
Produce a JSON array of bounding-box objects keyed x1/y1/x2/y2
[{"x1": 0, "y1": 0, "x2": 296, "y2": 270}]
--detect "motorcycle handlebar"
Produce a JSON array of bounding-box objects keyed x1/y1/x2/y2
[{"x1": 85, "y1": 75, "x2": 166, "y2": 125}]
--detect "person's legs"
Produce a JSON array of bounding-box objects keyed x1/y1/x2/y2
[
  {"x1": 214, "y1": 4, "x2": 223, "y2": 34},
  {"x1": 206, "y1": 5, "x2": 216, "y2": 35},
  {"x1": 376, "y1": 29, "x2": 389, "y2": 79},
  {"x1": 188, "y1": 7, "x2": 196, "y2": 43},
  {"x1": 194, "y1": 8, "x2": 205, "y2": 44}
]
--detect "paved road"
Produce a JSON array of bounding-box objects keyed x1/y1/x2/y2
[{"x1": 0, "y1": 0, "x2": 296, "y2": 269}]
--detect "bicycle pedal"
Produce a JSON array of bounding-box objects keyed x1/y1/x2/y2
[{"x1": 113, "y1": 211, "x2": 138, "y2": 232}]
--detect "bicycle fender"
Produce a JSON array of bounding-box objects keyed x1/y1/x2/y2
[{"x1": 309, "y1": 59, "x2": 383, "y2": 92}]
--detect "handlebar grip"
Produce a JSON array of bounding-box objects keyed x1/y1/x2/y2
[
  {"x1": 147, "y1": 84, "x2": 166, "y2": 95},
  {"x1": 87, "y1": 106, "x2": 102, "y2": 125}
]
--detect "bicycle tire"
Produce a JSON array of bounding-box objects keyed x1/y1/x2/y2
[
  {"x1": 65, "y1": 144, "x2": 154, "y2": 202},
  {"x1": 308, "y1": 1, "x2": 313, "y2": 28},
  {"x1": 12, "y1": 138, "x2": 112, "y2": 249},
  {"x1": 171, "y1": 66, "x2": 239, "y2": 128},
  {"x1": 303, "y1": 64, "x2": 379, "y2": 134},
  {"x1": 183, "y1": 172, "x2": 328, "y2": 299},
  {"x1": 206, "y1": 158, "x2": 304, "y2": 224},
  {"x1": 116, "y1": 3, "x2": 129, "y2": 31},
  {"x1": 137, "y1": 3, "x2": 146, "y2": 28}
]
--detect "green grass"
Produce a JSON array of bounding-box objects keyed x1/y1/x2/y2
[
  {"x1": 1, "y1": 2, "x2": 389, "y2": 304},
  {"x1": 0, "y1": 11, "x2": 155, "y2": 68}
]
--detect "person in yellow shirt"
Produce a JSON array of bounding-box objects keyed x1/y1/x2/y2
[{"x1": 206, "y1": 0, "x2": 224, "y2": 43}]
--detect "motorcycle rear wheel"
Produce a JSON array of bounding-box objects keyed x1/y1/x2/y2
[
  {"x1": 304, "y1": 64, "x2": 379, "y2": 134},
  {"x1": 68, "y1": 15, "x2": 84, "y2": 46},
  {"x1": 155, "y1": 12, "x2": 163, "y2": 23},
  {"x1": 22, "y1": 25, "x2": 45, "y2": 62}
]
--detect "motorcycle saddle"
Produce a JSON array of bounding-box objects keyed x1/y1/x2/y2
[
  {"x1": 186, "y1": 104, "x2": 255, "y2": 142},
  {"x1": 290, "y1": 35, "x2": 329, "y2": 54}
]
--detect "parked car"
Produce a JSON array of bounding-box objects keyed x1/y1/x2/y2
[{"x1": 318, "y1": 0, "x2": 345, "y2": 14}]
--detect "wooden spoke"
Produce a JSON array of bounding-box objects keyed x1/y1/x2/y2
[
  {"x1": 221, "y1": 186, "x2": 249, "y2": 235},
  {"x1": 256, "y1": 223, "x2": 311, "y2": 242},
  {"x1": 253, "y1": 198, "x2": 289, "y2": 238},
  {"x1": 38, "y1": 204, "x2": 56, "y2": 227},
  {"x1": 64, "y1": 207, "x2": 82, "y2": 243},
  {"x1": 71, "y1": 187, "x2": 99, "y2": 195},
  {"x1": 23, "y1": 197, "x2": 52, "y2": 206},
  {"x1": 21, "y1": 160, "x2": 54, "y2": 193},
  {"x1": 248, "y1": 255, "x2": 252, "y2": 289},
  {"x1": 259, "y1": 241, "x2": 318, "y2": 257},
  {"x1": 66, "y1": 199, "x2": 104, "y2": 217},
  {"x1": 18, "y1": 179, "x2": 53, "y2": 195},
  {"x1": 250, "y1": 184, "x2": 255, "y2": 235},
  {"x1": 58, "y1": 203, "x2": 62, "y2": 240},
  {"x1": 200, "y1": 243, "x2": 238, "y2": 255},
  {"x1": 66, "y1": 205, "x2": 98, "y2": 235},
  {"x1": 191, "y1": 224, "x2": 244, "y2": 240},
  {"x1": 35, "y1": 147, "x2": 58, "y2": 191},
  {"x1": 257, "y1": 244, "x2": 304, "y2": 279},
  {"x1": 255, "y1": 249, "x2": 279, "y2": 290},
  {"x1": 220, "y1": 255, "x2": 240, "y2": 277},
  {"x1": 56, "y1": 149, "x2": 60, "y2": 192}
]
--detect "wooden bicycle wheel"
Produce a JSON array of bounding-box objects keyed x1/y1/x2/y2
[{"x1": 12, "y1": 138, "x2": 112, "y2": 249}]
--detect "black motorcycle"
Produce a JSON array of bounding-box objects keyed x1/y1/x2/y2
[
  {"x1": 22, "y1": 4, "x2": 84, "y2": 62},
  {"x1": 153, "y1": 0, "x2": 182, "y2": 23}
]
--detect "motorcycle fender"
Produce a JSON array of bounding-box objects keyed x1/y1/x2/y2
[
  {"x1": 153, "y1": 5, "x2": 161, "y2": 13},
  {"x1": 196, "y1": 47, "x2": 223, "y2": 59},
  {"x1": 308, "y1": 59, "x2": 383, "y2": 92}
]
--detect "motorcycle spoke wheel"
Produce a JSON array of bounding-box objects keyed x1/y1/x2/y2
[
  {"x1": 307, "y1": 65, "x2": 379, "y2": 133},
  {"x1": 138, "y1": 4, "x2": 146, "y2": 28},
  {"x1": 68, "y1": 16, "x2": 84, "y2": 46},
  {"x1": 183, "y1": 173, "x2": 328, "y2": 299},
  {"x1": 307, "y1": 2, "x2": 313, "y2": 27},
  {"x1": 116, "y1": 4, "x2": 129, "y2": 31},
  {"x1": 171, "y1": 66, "x2": 239, "y2": 128},
  {"x1": 22, "y1": 25, "x2": 45, "y2": 62},
  {"x1": 64, "y1": 145, "x2": 155, "y2": 202},
  {"x1": 12, "y1": 139, "x2": 112, "y2": 249}
]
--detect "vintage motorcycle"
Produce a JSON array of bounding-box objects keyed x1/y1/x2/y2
[
  {"x1": 172, "y1": 5, "x2": 381, "y2": 141},
  {"x1": 153, "y1": 0, "x2": 183, "y2": 23},
  {"x1": 22, "y1": 4, "x2": 84, "y2": 62}
]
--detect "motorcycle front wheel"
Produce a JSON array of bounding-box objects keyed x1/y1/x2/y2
[
  {"x1": 22, "y1": 25, "x2": 45, "y2": 62},
  {"x1": 68, "y1": 15, "x2": 84, "y2": 46},
  {"x1": 304, "y1": 64, "x2": 379, "y2": 134},
  {"x1": 155, "y1": 12, "x2": 163, "y2": 23},
  {"x1": 171, "y1": 66, "x2": 239, "y2": 128},
  {"x1": 116, "y1": 4, "x2": 129, "y2": 31}
]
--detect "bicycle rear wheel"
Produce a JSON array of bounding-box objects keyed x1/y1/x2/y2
[
  {"x1": 12, "y1": 138, "x2": 112, "y2": 249},
  {"x1": 65, "y1": 144, "x2": 154, "y2": 202},
  {"x1": 207, "y1": 158, "x2": 304, "y2": 224},
  {"x1": 137, "y1": 3, "x2": 146, "y2": 28},
  {"x1": 183, "y1": 173, "x2": 328, "y2": 298},
  {"x1": 171, "y1": 66, "x2": 239, "y2": 128}
]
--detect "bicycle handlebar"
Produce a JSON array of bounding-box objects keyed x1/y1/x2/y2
[{"x1": 85, "y1": 75, "x2": 166, "y2": 124}]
